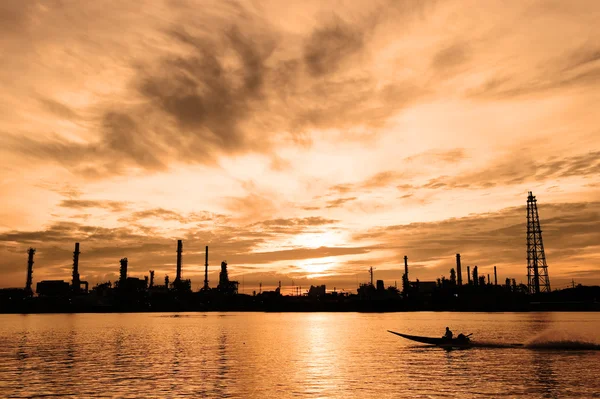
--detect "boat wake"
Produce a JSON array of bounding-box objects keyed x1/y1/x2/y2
[
  {"x1": 469, "y1": 340, "x2": 600, "y2": 350},
  {"x1": 470, "y1": 341, "x2": 524, "y2": 349},
  {"x1": 523, "y1": 340, "x2": 600, "y2": 350},
  {"x1": 520, "y1": 329, "x2": 600, "y2": 350}
]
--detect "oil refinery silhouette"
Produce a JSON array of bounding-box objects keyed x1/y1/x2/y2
[{"x1": 1, "y1": 191, "x2": 599, "y2": 313}]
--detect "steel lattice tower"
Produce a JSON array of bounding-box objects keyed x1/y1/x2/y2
[{"x1": 527, "y1": 191, "x2": 551, "y2": 294}]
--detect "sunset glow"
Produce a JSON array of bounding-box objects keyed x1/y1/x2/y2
[{"x1": 0, "y1": 0, "x2": 599, "y2": 291}]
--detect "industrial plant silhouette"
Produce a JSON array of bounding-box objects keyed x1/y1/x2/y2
[{"x1": 1, "y1": 192, "x2": 598, "y2": 313}]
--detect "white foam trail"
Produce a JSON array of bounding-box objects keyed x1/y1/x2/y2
[{"x1": 523, "y1": 328, "x2": 600, "y2": 350}]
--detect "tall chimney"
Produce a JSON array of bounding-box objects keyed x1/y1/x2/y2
[
  {"x1": 203, "y1": 246, "x2": 209, "y2": 290},
  {"x1": 494, "y1": 266, "x2": 498, "y2": 286},
  {"x1": 119, "y1": 258, "x2": 128, "y2": 287},
  {"x1": 473, "y1": 266, "x2": 478, "y2": 287},
  {"x1": 456, "y1": 254, "x2": 462, "y2": 286},
  {"x1": 25, "y1": 248, "x2": 35, "y2": 294},
  {"x1": 467, "y1": 266, "x2": 471, "y2": 284},
  {"x1": 404, "y1": 256, "x2": 409, "y2": 281},
  {"x1": 149, "y1": 270, "x2": 155, "y2": 288},
  {"x1": 72, "y1": 243, "x2": 81, "y2": 292},
  {"x1": 175, "y1": 240, "x2": 182, "y2": 282}
]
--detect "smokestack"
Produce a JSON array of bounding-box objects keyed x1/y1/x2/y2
[
  {"x1": 494, "y1": 266, "x2": 498, "y2": 285},
  {"x1": 175, "y1": 240, "x2": 182, "y2": 282},
  {"x1": 467, "y1": 266, "x2": 471, "y2": 284},
  {"x1": 487, "y1": 274, "x2": 491, "y2": 285},
  {"x1": 456, "y1": 254, "x2": 462, "y2": 286},
  {"x1": 72, "y1": 243, "x2": 81, "y2": 291},
  {"x1": 203, "y1": 246, "x2": 209, "y2": 290},
  {"x1": 149, "y1": 270, "x2": 154, "y2": 288},
  {"x1": 473, "y1": 266, "x2": 478, "y2": 287},
  {"x1": 25, "y1": 248, "x2": 35, "y2": 294},
  {"x1": 402, "y1": 255, "x2": 410, "y2": 294},
  {"x1": 119, "y1": 258, "x2": 128, "y2": 287}
]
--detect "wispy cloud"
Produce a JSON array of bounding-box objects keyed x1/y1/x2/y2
[
  {"x1": 325, "y1": 197, "x2": 358, "y2": 209},
  {"x1": 410, "y1": 150, "x2": 600, "y2": 191},
  {"x1": 59, "y1": 199, "x2": 129, "y2": 212},
  {"x1": 118, "y1": 208, "x2": 218, "y2": 224},
  {"x1": 1, "y1": 0, "x2": 599, "y2": 289}
]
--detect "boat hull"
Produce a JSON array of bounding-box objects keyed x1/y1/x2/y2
[{"x1": 387, "y1": 330, "x2": 472, "y2": 348}]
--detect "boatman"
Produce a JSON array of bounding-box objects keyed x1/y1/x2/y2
[{"x1": 444, "y1": 327, "x2": 453, "y2": 340}]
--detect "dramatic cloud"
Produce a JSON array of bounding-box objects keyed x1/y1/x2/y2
[
  {"x1": 1, "y1": 200, "x2": 598, "y2": 290},
  {"x1": 1, "y1": 0, "x2": 599, "y2": 289},
  {"x1": 2, "y1": 1, "x2": 430, "y2": 178},
  {"x1": 303, "y1": 16, "x2": 365, "y2": 77}
]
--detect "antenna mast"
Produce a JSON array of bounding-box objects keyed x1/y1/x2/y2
[
  {"x1": 527, "y1": 191, "x2": 551, "y2": 294},
  {"x1": 369, "y1": 267, "x2": 375, "y2": 286}
]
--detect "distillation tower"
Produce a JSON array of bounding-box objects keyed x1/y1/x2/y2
[
  {"x1": 25, "y1": 248, "x2": 35, "y2": 295},
  {"x1": 526, "y1": 191, "x2": 551, "y2": 294}
]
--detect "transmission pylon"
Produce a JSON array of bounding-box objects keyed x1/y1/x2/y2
[{"x1": 526, "y1": 191, "x2": 551, "y2": 294}]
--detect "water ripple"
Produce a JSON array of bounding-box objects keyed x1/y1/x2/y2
[{"x1": 0, "y1": 312, "x2": 599, "y2": 398}]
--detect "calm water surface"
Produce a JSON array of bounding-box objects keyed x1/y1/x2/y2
[{"x1": 1, "y1": 312, "x2": 599, "y2": 398}]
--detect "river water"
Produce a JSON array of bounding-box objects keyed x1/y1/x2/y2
[{"x1": 0, "y1": 312, "x2": 599, "y2": 398}]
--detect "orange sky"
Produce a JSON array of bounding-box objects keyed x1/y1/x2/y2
[{"x1": 1, "y1": 0, "x2": 599, "y2": 292}]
